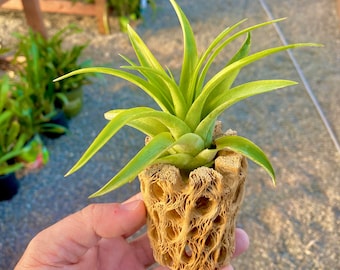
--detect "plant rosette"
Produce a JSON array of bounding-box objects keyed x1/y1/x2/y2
[{"x1": 56, "y1": 0, "x2": 321, "y2": 269}]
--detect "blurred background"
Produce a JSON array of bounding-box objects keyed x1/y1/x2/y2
[{"x1": 0, "y1": 0, "x2": 339, "y2": 269}]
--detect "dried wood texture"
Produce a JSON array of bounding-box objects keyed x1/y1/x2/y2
[{"x1": 139, "y1": 150, "x2": 247, "y2": 270}]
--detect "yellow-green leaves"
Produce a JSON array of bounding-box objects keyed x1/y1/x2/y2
[
  {"x1": 57, "y1": 0, "x2": 322, "y2": 197},
  {"x1": 169, "y1": 0, "x2": 198, "y2": 102},
  {"x1": 89, "y1": 132, "x2": 175, "y2": 197},
  {"x1": 65, "y1": 107, "x2": 192, "y2": 177},
  {"x1": 195, "y1": 79, "x2": 298, "y2": 143},
  {"x1": 215, "y1": 135, "x2": 276, "y2": 184}
]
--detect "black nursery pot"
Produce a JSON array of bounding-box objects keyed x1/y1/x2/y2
[
  {"x1": 0, "y1": 173, "x2": 20, "y2": 201},
  {"x1": 42, "y1": 110, "x2": 69, "y2": 139}
]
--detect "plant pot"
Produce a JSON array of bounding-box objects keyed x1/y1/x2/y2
[
  {"x1": 41, "y1": 110, "x2": 69, "y2": 139},
  {"x1": 62, "y1": 88, "x2": 83, "y2": 118},
  {"x1": 0, "y1": 172, "x2": 20, "y2": 201},
  {"x1": 139, "y1": 150, "x2": 247, "y2": 270}
]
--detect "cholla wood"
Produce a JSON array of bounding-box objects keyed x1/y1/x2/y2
[{"x1": 139, "y1": 150, "x2": 247, "y2": 270}]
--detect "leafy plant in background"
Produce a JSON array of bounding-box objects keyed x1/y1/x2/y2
[
  {"x1": 0, "y1": 75, "x2": 49, "y2": 201},
  {"x1": 0, "y1": 76, "x2": 26, "y2": 175},
  {"x1": 15, "y1": 29, "x2": 66, "y2": 136},
  {"x1": 14, "y1": 25, "x2": 90, "y2": 135},
  {"x1": 0, "y1": 75, "x2": 49, "y2": 176},
  {"x1": 72, "y1": 0, "x2": 156, "y2": 31},
  {"x1": 41, "y1": 25, "x2": 93, "y2": 118},
  {"x1": 57, "y1": 0, "x2": 320, "y2": 269},
  {"x1": 45, "y1": 25, "x2": 92, "y2": 95}
]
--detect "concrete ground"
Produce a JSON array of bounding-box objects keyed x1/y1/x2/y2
[{"x1": 0, "y1": 0, "x2": 339, "y2": 269}]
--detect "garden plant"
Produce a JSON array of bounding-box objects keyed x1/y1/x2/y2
[
  {"x1": 56, "y1": 0, "x2": 320, "y2": 269},
  {"x1": 72, "y1": 0, "x2": 156, "y2": 32},
  {"x1": 0, "y1": 75, "x2": 48, "y2": 200}
]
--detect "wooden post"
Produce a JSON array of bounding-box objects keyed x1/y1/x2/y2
[
  {"x1": 21, "y1": 0, "x2": 47, "y2": 38},
  {"x1": 1, "y1": 0, "x2": 109, "y2": 35},
  {"x1": 95, "y1": 0, "x2": 110, "y2": 34}
]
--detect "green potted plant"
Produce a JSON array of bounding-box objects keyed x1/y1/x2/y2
[
  {"x1": 45, "y1": 25, "x2": 93, "y2": 118},
  {"x1": 0, "y1": 75, "x2": 49, "y2": 200},
  {"x1": 56, "y1": 0, "x2": 320, "y2": 268},
  {"x1": 0, "y1": 75, "x2": 26, "y2": 200},
  {"x1": 14, "y1": 29, "x2": 70, "y2": 137},
  {"x1": 8, "y1": 79, "x2": 50, "y2": 171}
]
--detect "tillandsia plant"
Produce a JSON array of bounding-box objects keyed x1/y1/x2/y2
[{"x1": 56, "y1": 0, "x2": 320, "y2": 269}]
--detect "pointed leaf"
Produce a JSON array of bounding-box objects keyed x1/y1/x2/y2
[
  {"x1": 187, "y1": 43, "x2": 319, "y2": 127},
  {"x1": 202, "y1": 32, "x2": 252, "y2": 117},
  {"x1": 194, "y1": 18, "x2": 286, "y2": 99},
  {"x1": 104, "y1": 110, "x2": 169, "y2": 137},
  {"x1": 54, "y1": 67, "x2": 172, "y2": 113},
  {"x1": 66, "y1": 107, "x2": 191, "y2": 176},
  {"x1": 215, "y1": 135, "x2": 275, "y2": 183},
  {"x1": 169, "y1": 0, "x2": 198, "y2": 101},
  {"x1": 89, "y1": 132, "x2": 175, "y2": 197},
  {"x1": 127, "y1": 24, "x2": 165, "y2": 72},
  {"x1": 121, "y1": 65, "x2": 187, "y2": 118},
  {"x1": 196, "y1": 80, "x2": 298, "y2": 140}
]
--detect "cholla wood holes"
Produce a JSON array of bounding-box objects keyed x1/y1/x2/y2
[{"x1": 139, "y1": 150, "x2": 247, "y2": 270}]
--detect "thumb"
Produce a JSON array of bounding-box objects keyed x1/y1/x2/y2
[
  {"x1": 17, "y1": 200, "x2": 146, "y2": 267},
  {"x1": 47, "y1": 199, "x2": 146, "y2": 249}
]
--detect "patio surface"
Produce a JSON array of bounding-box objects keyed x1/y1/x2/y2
[{"x1": 0, "y1": 0, "x2": 339, "y2": 269}]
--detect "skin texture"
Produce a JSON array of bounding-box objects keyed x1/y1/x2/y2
[{"x1": 15, "y1": 193, "x2": 249, "y2": 270}]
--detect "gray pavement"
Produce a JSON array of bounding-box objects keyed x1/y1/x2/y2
[{"x1": 0, "y1": 0, "x2": 339, "y2": 269}]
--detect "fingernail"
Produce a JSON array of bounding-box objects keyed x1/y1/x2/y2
[{"x1": 120, "y1": 199, "x2": 142, "y2": 211}]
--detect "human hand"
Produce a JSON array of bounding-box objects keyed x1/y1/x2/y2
[{"x1": 15, "y1": 193, "x2": 249, "y2": 270}]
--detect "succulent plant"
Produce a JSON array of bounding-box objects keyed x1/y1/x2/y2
[{"x1": 56, "y1": 0, "x2": 319, "y2": 269}]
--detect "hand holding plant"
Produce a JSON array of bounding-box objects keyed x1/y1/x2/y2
[
  {"x1": 56, "y1": 0, "x2": 320, "y2": 268},
  {"x1": 15, "y1": 193, "x2": 249, "y2": 269}
]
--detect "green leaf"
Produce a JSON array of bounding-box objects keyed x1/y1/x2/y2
[
  {"x1": 154, "y1": 149, "x2": 216, "y2": 170},
  {"x1": 169, "y1": 0, "x2": 198, "y2": 102},
  {"x1": 39, "y1": 123, "x2": 69, "y2": 134},
  {"x1": 121, "y1": 65, "x2": 187, "y2": 118},
  {"x1": 104, "y1": 110, "x2": 169, "y2": 137},
  {"x1": 125, "y1": 118, "x2": 169, "y2": 137},
  {"x1": 89, "y1": 132, "x2": 175, "y2": 197},
  {"x1": 126, "y1": 26, "x2": 181, "y2": 115},
  {"x1": 0, "y1": 148, "x2": 24, "y2": 164},
  {"x1": 202, "y1": 32, "x2": 252, "y2": 117},
  {"x1": 170, "y1": 133, "x2": 205, "y2": 156},
  {"x1": 103, "y1": 107, "x2": 191, "y2": 138},
  {"x1": 215, "y1": 135, "x2": 275, "y2": 184},
  {"x1": 196, "y1": 80, "x2": 298, "y2": 141},
  {"x1": 127, "y1": 24, "x2": 165, "y2": 72},
  {"x1": 119, "y1": 54, "x2": 175, "y2": 114},
  {"x1": 0, "y1": 75, "x2": 10, "y2": 112},
  {"x1": 54, "y1": 67, "x2": 173, "y2": 114},
  {"x1": 0, "y1": 162, "x2": 24, "y2": 175},
  {"x1": 187, "y1": 43, "x2": 320, "y2": 128},
  {"x1": 194, "y1": 18, "x2": 286, "y2": 100},
  {"x1": 66, "y1": 107, "x2": 191, "y2": 177}
]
